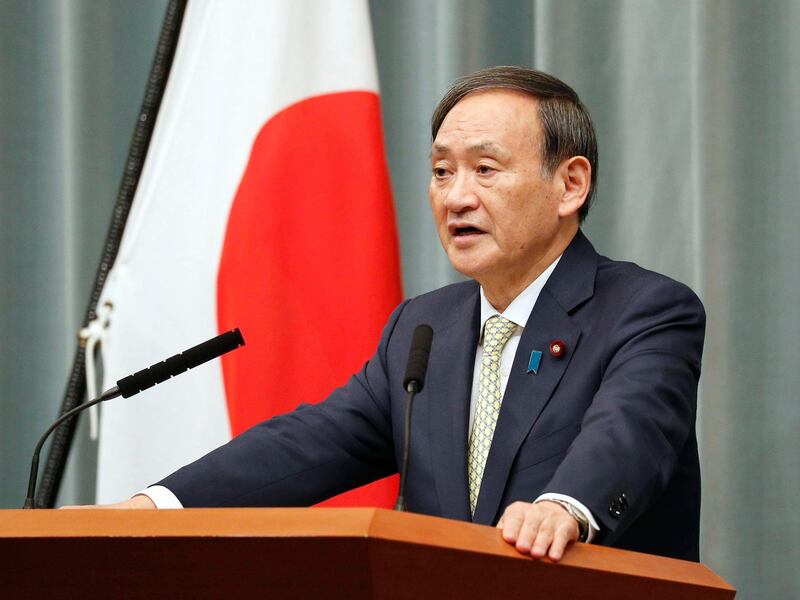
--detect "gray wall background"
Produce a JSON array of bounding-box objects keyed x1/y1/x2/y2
[{"x1": 1, "y1": 1, "x2": 798, "y2": 598}]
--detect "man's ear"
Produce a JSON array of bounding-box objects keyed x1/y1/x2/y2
[{"x1": 556, "y1": 156, "x2": 591, "y2": 218}]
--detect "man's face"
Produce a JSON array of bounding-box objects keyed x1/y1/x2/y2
[{"x1": 429, "y1": 89, "x2": 565, "y2": 290}]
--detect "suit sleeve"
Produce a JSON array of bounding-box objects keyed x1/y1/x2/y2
[
  {"x1": 155, "y1": 299, "x2": 411, "y2": 507},
  {"x1": 541, "y1": 277, "x2": 705, "y2": 539}
]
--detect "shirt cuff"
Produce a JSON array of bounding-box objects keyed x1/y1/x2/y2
[
  {"x1": 535, "y1": 492, "x2": 600, "y2": 543},
  {"x1": 136, "y1": 485, "x2": 184, "y2": 509}
]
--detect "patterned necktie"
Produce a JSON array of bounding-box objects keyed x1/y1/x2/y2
[{"x1": 468, "y1": 314, "x2": 517, "y2": 515}]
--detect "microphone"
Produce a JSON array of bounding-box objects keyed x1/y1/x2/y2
[
  {"x1": 402, "y1": 324, "x2": 433, "y2": 394},
  {"x1": 394, "y1": 324, "x2": 433, "y2": 512},
  {"x1": 23, "y1": 328, "x2": 246, "y2": 509},
  {"x1": 117, "y1": 328, "x2": 245, "y2": 398}
]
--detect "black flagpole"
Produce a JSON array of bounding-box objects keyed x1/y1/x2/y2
[{"x1": 36, "y1": 0, "x2": 188, "y2": 508}]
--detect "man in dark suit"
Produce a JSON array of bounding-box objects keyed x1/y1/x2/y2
[{"x1": 105, "y1": 67, "x2": 705, "y2": 563}]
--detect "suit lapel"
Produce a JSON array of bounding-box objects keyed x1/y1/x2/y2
[
  {"x1": 472, "y1": 293, "x2": 581, "y2": 523},
  {"x1": 424, "y1": 285, "x2": 480, "y2": 521},
  {"x1": 472, "y1": 230, "x2": 598, "y2": 524}
]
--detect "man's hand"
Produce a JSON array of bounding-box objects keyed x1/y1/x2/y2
[
  {"x1": 497, "y1": 500, "x2": 579, "y2": 561},
  {"x1": 60, "y1": 494, "x2": 156, "y2": 509}
]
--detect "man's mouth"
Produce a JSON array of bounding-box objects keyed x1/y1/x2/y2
[{"x1": 450, "y1": 225, "x2": 485, "y2": 237}]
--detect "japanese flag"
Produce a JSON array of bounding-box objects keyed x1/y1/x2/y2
[{"x1": 95, "y1": 0, "x2": 402, "y2": 506}]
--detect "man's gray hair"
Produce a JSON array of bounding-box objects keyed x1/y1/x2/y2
[{"x1": 431, "y1": 66, "x2": 598, "y2": 222}]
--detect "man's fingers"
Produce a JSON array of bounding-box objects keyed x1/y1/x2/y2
[
  {"x1": 500, "y1": 500, "x2": 581, "y2": 561},
  {"x1": 514, "y1": 511, "x2": 545, "y2": 552},
  {"x1": 529, "y1": 523, "x2": 554, "y2": 557},
  {"x1": 547, "y1": 523, "x2": 578, "y2": 562},
  {"x1": 499, "y1": 501, "x2": 528, "y2": 542},
  {"x1": 501, "y1": 513, "x2": 525, "y2": 542}
]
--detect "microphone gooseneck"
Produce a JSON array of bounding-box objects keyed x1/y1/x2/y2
[
  {"x1": 23, "y1": 386, "x2": 121, "y2": 509},
  {"x1": 395, "y1": 324, "x2": 434, "y2": 512},
  {"x1": 23, "y1": 328, "x2": 245, "y2": 509}
]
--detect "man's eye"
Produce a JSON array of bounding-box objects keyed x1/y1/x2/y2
[
  {"x1": 433, "y1": 167, "x2": 448, "y2": 178},
  {"x1": 477, "y1": 165, "x2": 494, "y2": 175}
]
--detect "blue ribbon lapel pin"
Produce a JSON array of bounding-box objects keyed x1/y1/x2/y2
[{"x1": 527, "y1": 350, "x2": 543, "y2": 375}]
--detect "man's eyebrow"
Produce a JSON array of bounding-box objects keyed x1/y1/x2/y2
[
  {"x1": 431, "y1": 143, "x2": 449, "y2": 157},
  {"x1": 468, "y1": 141, "x2": 507, "y2": 156},
  {"x1": 430, "y1": 141, "x2": 510, "y2": 159}
]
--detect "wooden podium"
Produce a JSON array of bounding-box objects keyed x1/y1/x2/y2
[{"x1": 0, "y1": 508, "x2": 734, "y2": 599}]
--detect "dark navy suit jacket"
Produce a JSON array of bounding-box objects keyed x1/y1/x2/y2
[{"x1": 159, "y1": 231, "x2": 705, "y2": 560}]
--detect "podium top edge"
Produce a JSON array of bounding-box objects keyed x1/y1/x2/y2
[{"x1": 0, "y1": 507, "x2": 734, "y2": 592}]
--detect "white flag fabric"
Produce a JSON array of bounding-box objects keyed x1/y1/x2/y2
[{"x1": 95, "y1": 0, "x2": 401, "y2": 504}]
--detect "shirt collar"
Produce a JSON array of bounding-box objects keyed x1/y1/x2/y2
[{"x1": 479, "y1": 255, "x2": 562, "y2": 343}]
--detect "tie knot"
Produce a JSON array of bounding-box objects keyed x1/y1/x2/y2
[{"x1": 482, "y1": 315, "x2": 516, "y2": 356}]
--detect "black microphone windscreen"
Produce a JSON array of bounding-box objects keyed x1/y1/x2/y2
[
  {"x1": 182, "y1": 328, "x2": 245, "y2": 369},
  {"x1": 402, "y1": 324, "x2": 433, "y2": 392},
  {"x1": 117, "y1": 328, "x2": 245, "y2": 398}
]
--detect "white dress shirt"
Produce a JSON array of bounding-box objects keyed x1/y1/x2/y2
[{"x1": 142, "y1": 256, "x2": 600, "y2": 540}]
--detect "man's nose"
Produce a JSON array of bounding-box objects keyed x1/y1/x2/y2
[{"x1": 444, "y1": 172, "x2": 479, "y2": 212}]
